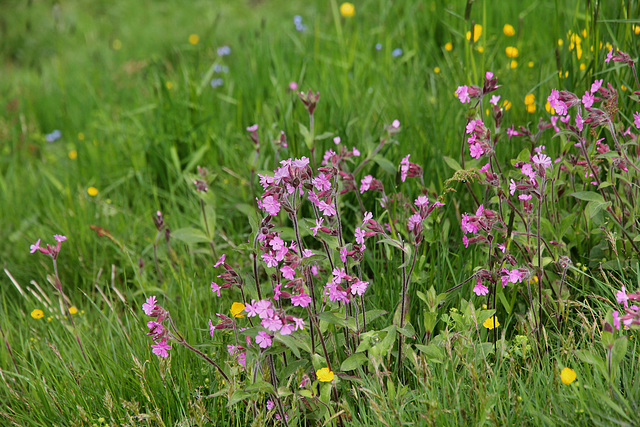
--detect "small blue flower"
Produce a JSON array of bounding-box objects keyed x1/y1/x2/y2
[
  {"x1": 217, "y1": 46, "x2": 231, "y2": 56},
  {"x1": 293, "y1": 15, "x2": 303, "y2": 25},
  {"x1": 392, "y1": 48, "x2": 403, "y2": 58},
  {"x1": 210, "y1": 78, "x2": 224, "y2": 88},
  {"x1": 375, "y1": 43, "x2": 383, "y2": 51},
  {"x1": 45, "y1": 130, "x2": 61, "y2": 142},
  {"x1": 214, "y1": 64, "x2": 229, "y2": 74},
  {"x1": 296, "y1": 23, "x2": 307, "y2": 32}
]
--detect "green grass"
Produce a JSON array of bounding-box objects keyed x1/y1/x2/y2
[{"x1": 1, "y1": 0, "x2": 640, "y2": 425}]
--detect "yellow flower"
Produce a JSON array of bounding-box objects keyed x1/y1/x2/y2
[
  {"x1": 579, "y1": 63, "x2": 586, "y2": 70},
  {"x1": 621, "y1": 85, "x2": 627, "y2": 91},
  {"x1": 582, "y1": 29, "x2": 587, "y2": 37},
  {"x1": 524, "y1": 94, "x2": 535, "y2": 105},
  {"x1": 510, "y1": 60, "x2": 518, "y2": 69},
  {"x1": 230, "y1": 302, "x2": 245, "y2": 318},
  {"x1": 78, "y1": 132, "x2": 85, "y2": 141},
  {"x1": 47, "y1": 316, "x2": 53, "y2": 322},
  {"x1": 31, "y1": 309, "x2": 44, "y2": 319},
  {"x1": 69, "y1": 306, "x2": 78, "y2": 315},
  {"x1": 316, "y1": 367, "x2": 334, "y2": 382},
  {"x1": 576, "y1": 44, "x2": 583, "y2": 60},
  {"x1": 526, "y1": 104, "x2": 536, "y2": 113},
  {"x1": 434, "y1": 67, "x2": 440, "y2": 74},
  {"x1": 88, "y1": 187, "x2": 98, "y2": 197},
  {"x1": 633, "y1": 25, "x2": 640, "y2": 35},
  {"x1": 68, "y1": 150, "x2": 78, "y2": 160},
  {"x1": 545, "y1": 101, "x2": 555, "y2": 114},
  {"x1": 560, "y1": 367, "x2": 576, "y2": 385},
  {"x1": 112, "y1": 39, "x2": 122, "y2": 50},
  {"x1": 466, "y1": 24, "x2": 482, "y2": 42},
  {"x1": 189, "y1": 34, "x2": 200, "y2": 45},
  {"x1": 502, "y1": 99, "x2": 512, "y2": 110},
  {"x1": 503, "y1": 24, "x2": 515, "y2": 37},
  {"x1": 505, "y1": 46, "x2": 519, "y2": 58},
  {"x1": 444, "y1": 42, "x2": 453, "y2": 51},
  {"x1": 339, "y1": 2, "x2": 355, "y2": 18},
  {"x1": 483, "y1": 316, "x2": 500, "y2": 330},
  {"x1": 165, "y1": 81, "x2": 174, "y2": 90},
  {"x1": 476, "y1": 46, "x2": 484, "y2": 53},
  {"x1": 528, "y1": 61, "x2": 534, "y2": 68},
  {"x1": 558, "y1": 39, "x2": 564, "y2": 47}
]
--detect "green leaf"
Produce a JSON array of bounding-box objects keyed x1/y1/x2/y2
[
  {"x1": 373, "y1": 155, "x2": 397, "y2": 175},
  {"x1": 227, "y1": 390, "x2": 251, "y2": 406},
  {"x1": 442, "y1": 156, "x2": 462, "y2": 171},
  {"x1": 171, "y1": 227, "x2": 210, "y2": 244},
  {"x1": 415, "y1": 343, "x2": 445, "y2": 363},
  {"x1": 570, "y1": 191, "x2": 605, "y2": 203},
  {"x1": 299, "y1": 390, "x2": 314, "y2": 399},
  {"x1": 314, "y1": 131, "x2": 334, "y2": 141},
  {"x1": 275, "y1": 334, "x2": 301, "y2": 358},
  {"x1": 340, "y1": 353, "x2": 368, "y2": 371},
  {"x1": 316, "y1": 311, "x2": 347, "y2": 328}
]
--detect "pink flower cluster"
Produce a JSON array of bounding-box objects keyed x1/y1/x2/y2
[
  {"x1": 29, "y1": 234, "x2": 67, "y2": 260},
  {"x1": 400, "y1": 155, "x2": 423, "y2": 182},
  {"x1": 612, "y1": 286, "x2": 640, "y2": 330},
  {"x1": 324, "y1": 266, "x2": 370, "y2": 304},
  {"x1": 465, "y1": 119, "x2": 492, "y2": 159},
  {"x1": 245, "y1": 299, "x2": 305, "y2": 339},
  {"x1": 142, "y1": 296, "x2": 172, "y2": 358}
]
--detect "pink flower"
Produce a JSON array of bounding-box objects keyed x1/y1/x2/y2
[
  {"x1": 211, "y1": 282, "x2": 221, "y2": 297},
  {"x1": 362, "y1": 211, "x2": 372, "y2": 226},
  {"x1": 590, "y1": 79, "x2": 603, "y2": 94},
  {"x1": 392, "y1": 119, "x2": 401, "y2": 129},
  {"x1": 509, "y1": 179, "x2": 517, "y2": 195},
  {"x1": 612, "y1": 310, "x2": 620, "y2": 330},
  {"x1": 313, "y1": 174, "x2": 332, "y2": 192},
  {"x1": 469, "y1": 143, "x2": 484, "y2": 159},
  {"x1": 340, "y1": 246, "x2": 347, "y2": 263},
  {"x1": 532, "y1": 154, "x2": 552, "y2": 169},
  {"x1": 281, "y1": 266, "x2": 295, "y2": 280},
  {"x1": 254, "y1": 300, "x2": 274, "y2": 319},
  {"x1": 142, "y1": 296, "x2": 157, "y2": 315},
  {"x1": 634, "y1": 112, "x2": 640, "y2": 129},
  {"x1": 351, "y1": 280, "x2": 369, "y2": 296},
  {"x1": 547, "y1": 89, "x2": 567, "y2": 116},
  {"x1": 575, "y1": 112, "x2": 584, "y2": 132},
  {"x1": 280, "y1": 323, "x2": 295, "y2": 335},
  {"x1": 455, "y1": 85, "x2": 470, "y2": 103},
  {"x1": 273, "y1": 283, "x2": 283, "y2": 300},
  {"x1": 262, "y1": 195, "x2": 281, "y2": 216},
  {"x1": 289, "y1": 82, "x2": 298, "y2": 91},
  {"x1": 519, "y1": 194, "x2": 532, "y2": 201},
  {"x1": 311, "y1": 218, "x2": 323, "y2": 237},
  {"x1": 605, "y1": 48, "x2": 613, "y2": 63},
  {"x1": 151, "y1": 338, "x2": 171, "y2": 357},
  {"x1": 30, "y1": 239, "x2": 41, "y2": 254},
  {"x1": 415, "y1": 196, "x2": 429, "y2": 207},
  {"x1": 473, "y1": 279, "x2": 489, "y2": 296},
  {"x1": 400, "y1": 155, "x2": 411, "y2": 182},
  {"x1": 489, "y1": 95, "x2": 501, "y2": 105},
  {"x1": 407, "y1": 213, "x2": 422, "y2": 230},
  {"x1": 466, "y1": 119, "x2": 480, "y2": 134},
  {"x1": 352, "y1": 147, "x2": 360, "y2": 156},
  {"x1": 255, "y1": 331, "x2": 273, "y2": 348},
  {"x1": 507, "y1": 125, "x2": 519, "y2": 139},
  {"x1": 333, "y1": 136, "x2": 341, "y2": 145},
  {"x1": 485, "y1": 71, "x2": 493, "y2": 79},
  {"x1": 262, "y1": 316, "x2": 283, "y2": 332},
  {"x1": 462, "y1": 235, "x2": 469, "y2": 248},
  {"x1": 291, "y1": 292, "x2": 312, "y2": 307},
  {"x1": 582, "y1": 91, "x2": 594, "y2": 108},
  {"x1": 355, "y1": 227, "x2": 365, "y2": 245},
  {"x1": 360, "y1": 175, "x2": 373, "y2": 193},
  {"x1": 479, "y1": 163, "x2": 490, "y2": 173},
  {"x1": 521, "y1": 164, "x2": 536, "y2": 179},
  {"x1": 214, "y1": 254, "x2": 226, "y2": 267},
  {"x1": 317, "y1": 200, "x2": 336, "y2": 216},
  {"x1": 54, "y1": 235, "x2": 67, "y2": 242},
  {"x1": 616, "y1": 286, "x2": 628, "y2": 307},
  {"x1": 246, "y1": 124, "x2": 258, "y2": 132}
]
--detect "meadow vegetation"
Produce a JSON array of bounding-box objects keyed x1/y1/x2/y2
[{"x1": 1, "y1": 0, "x2": 640, "y2": 425}]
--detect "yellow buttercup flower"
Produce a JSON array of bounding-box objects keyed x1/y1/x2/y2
[
  {"x1": 560, "y1": 367, "x2": 576, "y2": 385},
  {"x1": 505, "y1": 46, "x2": 519, "y2": 58},
  {"x1": 503, "y1": 24, "x2": 515, "y2": 37},
  {"x1": 230, "y1": 302, "x2": 245, "y2": 318},
  {"x1": 88, "y1": 187, "x2": 98, "y2": 197},
  {"x1": 434, "y1": 67, "x2": 440, "y2": 74},
  {"x1": 526, "y1": 104, "x2": 536, "y2": 113},
  {"x1": 68, "y1": 150, "x2": 78, "y2": 160},
  {"x1": 524, "y1": 94, "x2": 535, "y2": 105},
  {"x1": 483, "y1": 316, "x2": 500, "y2": 330},
  {"x1": 316, "y1": 367, "x2": 334, "y2": 382},
  {"x1": 444, "y1": 42, "x2": 453, "y2": 51},
  {"x1": 502, "y1": 99, "x2": 512, "y2": 110},
  {"x1": 31, "y1": 309, "x2": 44, "y2": 319},
  {"x1": 339, "y1": 2, "x2": 355, "y2": 18},
  {"x1": 69, "y1": 306, "x2": 78, "y2": 315},
  {"x1": 558, "y1": 39, "x2": 564, "y2": 47},
  {"x1": 165, "y1": 81, "x2": 174, "y2": 90},
  {"x1": 189, "y1": 34, "x2": 200, "y2": 45},
  {"x1": 466, "y1": 24, "x2": 482, "y2": 42},
  {"x1": 528, "y1": 61, "x2": 534, "y2": 68},
  {"x1": 580, "y1": 63, "x2": 586, "y2": 70},
  {"x1": 633, "y1": 25, "x2": 640, "y2": 35},
  {"x1": 510, "y1": 60, "x2": 518, "y2": 69}
]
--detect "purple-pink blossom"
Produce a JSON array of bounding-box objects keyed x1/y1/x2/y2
[
  {"x1": 355, "y1": 227, "x2": 365, "y2": 245},
  {"x1": 634, "y1": 112, "x2": 640, "y2": 129},
  {"x1": 262, "y1": 195, "x2": 281, "y2": 216},
  {"x1": 214, "y1": 254, "x2": 226, "y2": 267},
  {"x1": 360, "y1": 175, "x2": 373, "y2": 193},
  {"x1": 211, "y1": 282, "x2": 222, "y2": 297},
  {"x1": 605, "y1": 48, "x2": 613, "y2": 63},
  {"x1": 350, "y1": 280, "x2": 369, "y2": 296},
  {"x1": 151, "y1": 338, "x2": 171, "y2": 357},
  {"x1": 281, "y1": 266, "x2": 295, "y2": 280},
  {"x1": 455, "y1": 85, "x2": 470, "y2": 103},
  {"x1": 142, "y1": 296, "x2": 157, "y2": 315},
  {"x1": 473, "y1": 279, "x2": 489, "y2": 296},
  {"x1": 590, "y1": 79, "x2": 603, "y2": 94},
  {"x1": 291, "y1": 292, "x2": 312, "y2": 307},
  {"x1": 30, "y1": 239, "x2": 41, "y2": 254},
  {"x1": 317, "y1": 200, "x2": 336, "y2": 216},
  {"x1": 582, "y1": 91, "x2": 594, "y2": 108},
  {"x1": 255, "y1": 331, "x2": 273, "y2": 348}
]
